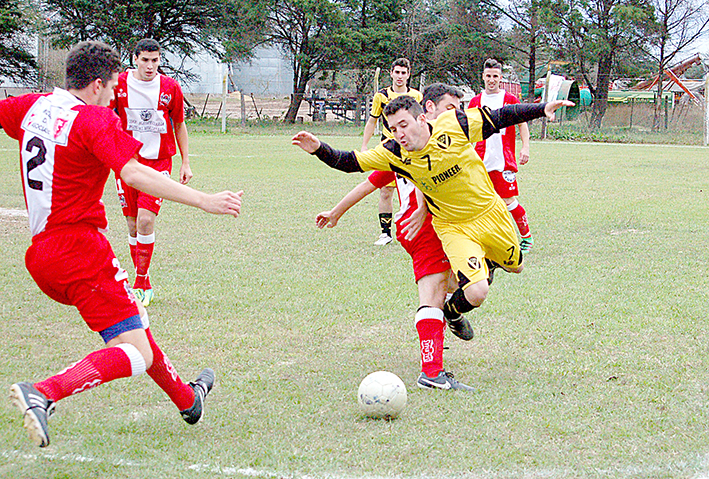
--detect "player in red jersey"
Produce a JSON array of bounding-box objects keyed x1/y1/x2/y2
[
  {"x1": 0, "y1": 41, "x2": 243, "y2": 448},
  {"x1": 469, "y1": 58, "x2": 533, "y2": 253},
  {"x1": 112, "y1": 38, "x2": 192, "y2": 306},
  {"x1": 315, "y1": 84, "x2": 475, "y2": 391}
]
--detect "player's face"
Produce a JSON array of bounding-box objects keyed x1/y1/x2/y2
[
  {"x1": 483, "y1": 67, "x2": 502, "y2": 94},
  {"x1": 387, "y1": 109, "x2": 429, "y2": 152},
  {"x1": 96, "y1": 73, "x2": 119, "y2": 107},
  {"x1": 425, "y1": 94, "x2": 461, "y2": 120},
  {"x1": 390, "y1": 66, "x2": 410, "y2": 89},
  {"x1": 134, "y1": 50, "x2": 161, "y2": 81}
]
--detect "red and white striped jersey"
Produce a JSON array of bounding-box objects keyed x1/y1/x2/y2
[
  {"x1": 368, "y1": 170, "x2": 420, "y2": 227},
  {"x1": 468, "y1": 90, "x2": 520, "y2": 173},
  {"x1": 0, "y1": 88, "x2": 141, "y2": 236},
  {"x1": 113, "y1": 70, "x2": 185, "y2": 160}
]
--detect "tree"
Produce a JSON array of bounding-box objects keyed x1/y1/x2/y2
[
  {"x1": 263, "y1": 0, "x2": 346, "y2": 123},
  {"x1": 0, "y1": 0, "x2": 37, "y2": 85},
  {"x1": 545, "y1": 0, "x2": 655, "y2": 128},
  {"x1": 644, "y1": 0, "x2": 709, "y2": 129},
  {"x1": 43, "y1": 0, "x2": 260, "y2": 64}
]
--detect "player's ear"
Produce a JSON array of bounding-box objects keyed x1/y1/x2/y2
[{"x1": 424, "y1": 100, "x2": 434, "y2": 114}]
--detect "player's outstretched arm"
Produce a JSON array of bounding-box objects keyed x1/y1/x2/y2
[
  {"x1": 316, "y1": 179, "x2": 377, "y2": 229},
  {"x1": 480, "y1": 100, "x2": 575, "y2": 140},
  {"x1": 120, "y1": 157, "x2": 243, "y2": 218},
  {"x1": 292, "y1": 131, "x2": 363, "y2": 173}
]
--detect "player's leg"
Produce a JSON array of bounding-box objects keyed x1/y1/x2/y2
[
  {"x1": 375, "y1": 185, "x2": 395, "y2": 245},
  {"x1": 491, "y1": 169, "x2": 533, "y2": 253},
  {"x1": 134, "y1": 207, "x2": 156, "y2": 304},
  {"x1": 414, "y1": 273, "x2": 474, "y2": 392},
  {"x1": 504, "y1": 196, "x2": 533, "y2": 253},
  {"x1": 116, "y1": 176, "x2": 139, "y2": 272},
  {"x1": 12, "y1": 231, "x2": 153, "y2": 447}
]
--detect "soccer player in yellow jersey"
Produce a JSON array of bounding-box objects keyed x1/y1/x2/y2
[
  {"x1": 361, "y1": 58, "x2": 423, "y2": 246},
  {"x1": 293, "y1": 93, "x2": 572, "y2": 328}
]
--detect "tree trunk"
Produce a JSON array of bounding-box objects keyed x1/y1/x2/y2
[
  {"x1": 589, "y1": 52, "x2": 612, "y2": 129},
  {"x1": 284, "y1": 70, "x2": 310, "y2": 123},
  {"x1": 526, "y1": 8, "x2": 538, "y2": 102}
]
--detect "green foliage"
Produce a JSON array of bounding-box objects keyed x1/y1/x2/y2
[
  {"x1": 0, "y1": 0, "x2": 37, "y2": 84},
  {"x1": 43, "y1": 0, "x2": 259, "y2": 63}
]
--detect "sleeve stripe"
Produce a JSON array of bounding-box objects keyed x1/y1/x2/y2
[{"x1": 455, "y1": 109, "x2": 470, "y2": 141}]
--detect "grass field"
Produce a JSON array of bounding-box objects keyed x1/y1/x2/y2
[{"x1": 1, "y1": 127, "x2": 709, "y2": 479}]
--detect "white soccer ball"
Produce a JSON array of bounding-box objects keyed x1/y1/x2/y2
[{"x1": 357, "y1": 371, "x2": 407, "y2": 419}]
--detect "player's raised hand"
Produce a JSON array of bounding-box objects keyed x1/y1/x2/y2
[
  {"x1": 315, "y1": 210, "x2": 339, "y2": 228},
  {"x1": 544, "y1": 100, "x2": 575, "y2": 121},
  {"x1": 292, "y1": 131, "x2": 321, "y2": 153},
  {"x1": 202, "y1": 190, "x2": 244, "y2": 217}
]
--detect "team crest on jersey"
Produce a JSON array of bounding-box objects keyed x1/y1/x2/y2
[
  {"x1": 22, "y1": 97, "x2": 78, "y2": 146},
  {"x1": 159, "y1": 92, "x2": 172, "y2": 106},
  {"x1": 435, "y1": 133, "x2": 451, "y2": 150},
  {"x1": 399, "y1": 156, "x2": 411, "y2": 165},
  {"x1": 467, "y1": 256, "x2": 481, "y2": 270},
  {"x1": 417, "y1": 179, "x2": 435, "y2": 192},
  {"x1": 140, "y1": 109, "x2": 153, "y2": 122},
  {"x1": 503, "y1": 170, "x2": 516, "y2": 183}
]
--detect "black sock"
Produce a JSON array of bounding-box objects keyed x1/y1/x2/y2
[
  {"x1": 379, "y1": 213, "x2": 392, "y2": 236},
  {"x1": 443, "y1": 288, "x2": 476, "y2": 320}
]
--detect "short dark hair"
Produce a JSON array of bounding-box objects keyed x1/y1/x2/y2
[
  {"x1": 391, "y1": 58, "x2": 411, "y2": 72},
  {"x1": 422, "y1": 83, "x2": 463, "y2": 107},
  {"x1": 134, "y1": 38, "x2": 161, "y2": 57},
  {"x1": 483, "y1": 58, "x2": 503, "y2": 71},
  {"x1": 383, "y1": 95, "x2": 424, "y2": 118},
  {"x1": 65, "y1": 41, "x2": 122, "y2": 90}
]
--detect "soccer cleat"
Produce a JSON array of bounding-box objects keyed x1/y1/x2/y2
[
  {"x1": 486, "y1": 258, "x2": 501, "y2": 286},
  {"x1": 520, "y1": 235, "x2": 534, "y2": 254},
  {"x1": 132, "y1": 288, "x2": 145, "y2": 303},
  {"x1": 141, "y1": 289, "x2": 154, "y2": 307},
  {"x1": 374, "y1": 233, "x2": 393, "y2": 246},
  {"x1": 9, "y1": 382, "x2": 55, "y2": 448},
  {"x1": 180, "y1": 368, "x2": 215, "y2": 425},
  {"x1": 416, "y1": 370, "x2": 475, "y2": 392},
  {"x1": 446, "y1": 315, "x2": 475, "y2": 341}
]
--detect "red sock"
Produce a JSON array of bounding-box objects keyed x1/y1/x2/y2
[
  {"x1": 134, "y1": 233, "x2": 155, "y2": 289},
  {"x1": 415, "y1": 307, "x2": 445, "y2": 377},
  {"x1": 34, "y1": 346, "x2": 136, "y2": 402},
  {"x1": 145, "y1": 328, "x2": 195, "y2": 411},
  {"x1": 508, "y1": 200, "x2": 531, "y2": 238}
]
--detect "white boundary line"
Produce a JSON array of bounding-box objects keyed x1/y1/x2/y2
[
  {"x1": 0, "y1": 208, "x2": 27, "y2": 217},
  {"x1": 3, "y1": 448, "x2": 709, "y2": 479}
]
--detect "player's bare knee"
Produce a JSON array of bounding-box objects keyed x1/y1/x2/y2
[{"x1": 463, "y1": 280, "x2": 489, "y2": 306}]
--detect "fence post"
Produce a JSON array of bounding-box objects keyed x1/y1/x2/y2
[
  {"x1": 629, "y1": 98, "x2": 634, "y2": 129},
  {"x1": 704, "y1": 74, "x2": 709, "y2": 146},
  {"x1": 221, "y1": 63, "x2": 228, "y2": 133},
  {"x1": 664, "y1": 95, "x2": 668, "y2": 130},
  {"x1": 240, "y1": 89, "x2": 246, "y2": 127}
]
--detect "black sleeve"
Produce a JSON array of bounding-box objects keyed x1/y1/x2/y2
[
  {"x1": 312, "y1": 141, "x2": 364, "y2": 173},
  {"x1": 481, "y1": 103, "x2": 547, "y2": 140}
]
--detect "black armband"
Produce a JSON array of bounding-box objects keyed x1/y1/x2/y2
[
  {"x1": 481, "y1": 103, "x2": 547, "y2": 140},
  {"x1": 313, "y1": 142, "x2": 363, "y2": 173}
]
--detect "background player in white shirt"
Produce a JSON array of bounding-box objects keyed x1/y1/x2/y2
[
  {"x1": 469, "y1": 58, "x2": 534, "y2": 253},
  {"x1": 113, "y1": 38, "x2": 192, "y2": 305}
]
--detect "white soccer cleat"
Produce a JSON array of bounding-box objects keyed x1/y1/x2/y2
[{"x1": 374, "y1": 233, "x2": 393, "y2": 246}]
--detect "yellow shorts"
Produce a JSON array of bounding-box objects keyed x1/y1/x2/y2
[{"x1": 432, "y1": 197, "x2": 521, "y2": 289}]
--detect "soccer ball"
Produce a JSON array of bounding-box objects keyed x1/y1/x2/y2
[{"x1": 357, "y1": 371, "x2": 407, "y2": 419}]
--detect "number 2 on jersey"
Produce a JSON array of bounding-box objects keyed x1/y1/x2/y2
[{"x1": 25, "y1": 136, "x2": 47, "y2": 191}]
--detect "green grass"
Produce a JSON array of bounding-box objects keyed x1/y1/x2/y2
[{"x1": 1, "y1": 128, "x2": 709, "y2": 478}]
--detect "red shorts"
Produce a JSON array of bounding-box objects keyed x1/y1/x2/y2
[
  {"x1": 397, "y1": 216, "x2": 450, "y2": 282},
  {"x1": 25, "y1": 226, "x2": 140, "y2": 333},
  {"x1": 488, "y1": 170, "x2": 519, "y2": 199},
  {"x1": 115, "y1": 157, "x2": 173, "y2": 217}
]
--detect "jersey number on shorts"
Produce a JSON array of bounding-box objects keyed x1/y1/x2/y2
[{"x1": 25, "y1": 136, "x2": 47, "y2": 191}]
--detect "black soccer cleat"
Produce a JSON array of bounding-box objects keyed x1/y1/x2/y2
[
  {"x1": 416, "y1": 370, "x2": 475, "y2": 392},
  {"x1": 446, "y1": 314, "x2": 475, "y2": 341},
  {"x1": 9, "y1": 382, "x2": 55, "y2": 448},
  {"x1": 180, "y1": 368, "x2": 215, "y2": 425}
]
